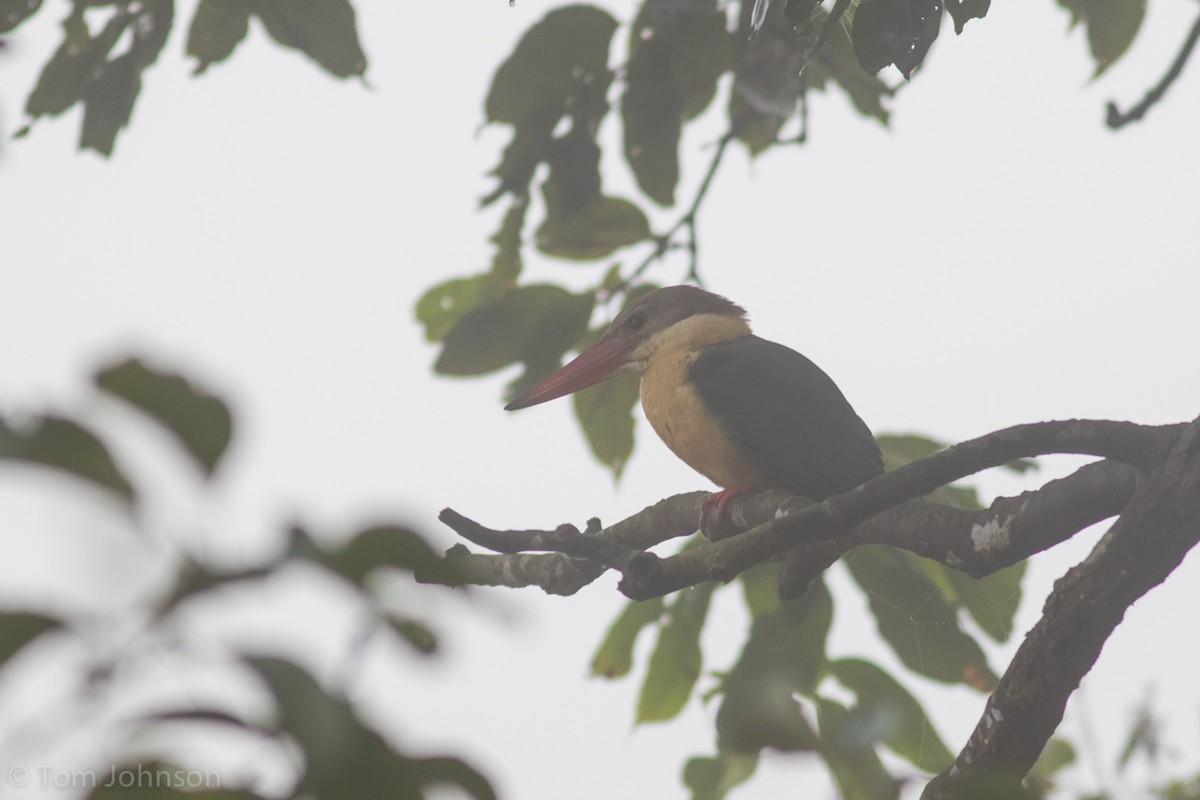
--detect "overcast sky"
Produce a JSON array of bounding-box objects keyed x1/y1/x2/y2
[{"x1": 2, "y1": 1, "x2": 1200, "y2": 798}]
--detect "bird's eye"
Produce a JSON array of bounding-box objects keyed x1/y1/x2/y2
[{"x1": 626, "y1": 313, "x2": 646, "y2": 331}]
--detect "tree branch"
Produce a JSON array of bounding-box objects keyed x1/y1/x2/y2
[
  {"x1": 922, "y1": 417, "x2": 1200, "y2": 799},
  {"x1": 1106, "y1": 6, "x2": 1200, "y2": 129}
]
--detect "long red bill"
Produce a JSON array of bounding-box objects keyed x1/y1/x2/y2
[{"x1": 505, "y1": 336, "x2": 634, "y2": 410}]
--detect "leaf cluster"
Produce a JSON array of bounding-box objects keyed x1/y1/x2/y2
[{"x1": 0, "y1": 355, "x2": 493, "y2": 800}]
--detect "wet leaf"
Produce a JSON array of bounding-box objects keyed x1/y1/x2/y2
[
  {"x1": 852, "y1": 0, "x2": 942, "y2": 79},
  {"x1": 1057, "y1": 0, "x2": 1145, "y2": 77},
  {"x1": 95, "y1": 357, "x2": 233, "y2": 477},
  {"x1": 1, "y1": 0, "x2": 44, "y2": 33},
  {"x1": 728, "y1": 2, "x2": 807, "y2": 153},
  {"x1": 623, "y1": 0, "x2": 730, "y2": 204},
  {"x1": 0, "y1": 611, "x2": 61, "y2": 666},
  {"x1": 945, "y1": 0, "x2": 990, "y2": 34},
  {"x1": 0, "y1": 414, "x2": 134, "y2": 502},
  {"x1": 716, "y1": 580, "x2": 831, "y2": 753},
  {"x1": 807, "y1": 20, "x2": 892, "y2": 125},
  {"x1": 485, "y1": 5, "x2": 617, "y2": 127},
  {"x1": 187, "y1": 0, "x2": 250, "y2": 74},
  {"x1": 829, "y1": 658, "x2": 955, "y2": 772},
  {"x1": 637, "y1": 582, "x2": 716, "y2": 723},
  {"x1": 683, "y1": 751, "x2": 759, "y2": 800},
  {"x1": 251, "y1": 0, "x2": 366, "y2": 78},
  {"x1": 817, "y1": 698, "x2": 900, "y2": 800},
  {"x1": 845, "y1": 546, "x2": 998, "y2": 689},
  {"x1": 591, "y1": 596, "x2": 664, "y2": 678},
  {"x1": 435, "y1": 286, "x2": 594, "y2": 396}
]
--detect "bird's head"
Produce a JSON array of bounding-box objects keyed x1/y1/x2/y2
[{"x1": 505, "y1": 285, "x2": 748, "y2": 410}]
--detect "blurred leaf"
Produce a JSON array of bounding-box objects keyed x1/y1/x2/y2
[
  {"x1": 25, "y1": 6, "x2": 129, "y2": 118},
  {"x1": 1030, "y1": 737, "x2": 1076, "y2": 783},
  {"x1": 739, "y1": 560, "x2": 784, "y2": 618},
  {"x1": 807, "y1": 21, "x2": 893, "y2": 125},
  {"x1": 623, "y1": 0, "x2": 730, "y2": 204},
  {"x1": 86, "y1": 761, "x2": 265, "y2": 799},
  {"x1": 591, "y1": 596, "x2": 664, "y2": 678},
  {"x1": 683, "y1": 751, "x2": 759, "y2": 800},
  {"x1": 489, "y1": 198, "x2": 527, "y2": 284},
  {"x1": 945, "y1": 0, "x2": 990, "y2": 34},
  {"x1": 878, "y1": 433, "x2": 1035, "y2": 510},
  {"x1": 728, "y1": 2, "x2": 807, "y2": 153},
  {"x1": 1, "y1": 0, "x2": 44, "y2": 33},
  {"x1": 246, "y1": 657, "x2": 495, "y2": 800},
  {"x1": 1118, "y1": 695, "x2": 1161, "y2": 771},
  {"x1": 1057, "y1": 0, "x2": 1145, "y2": 77},
  {"x1": 416, "y1": 274, "x2": 495, "y2": 343},
  {"x1": 436, "y1": 285, "x2": 594, "y2": 401},
  {"x1": 716, "y1": 580, "x2": 831, "y2": 753},
  {"x1": 187, "y1": 0, "x2": 250, "y2": 75},
  {"x1": 637, "y1": 582, "x2": 715, "y2": 723},
  {"x1": 485, "y1": 5, "x2": 616, "y2": 127},
  {"x1": 0, "y1": 414, "x2": 134, "y2": 502},
  {"x1": 817, "y1": 698, "x2": 900, "y2": 800},
  {"x1": 574, "y1": 372, "x2": 640, "y2": 479},
  {"x1": 845, "y1": 546, "x2": 998, "y2": 689},
  {"x1": 0, "y1": 611, "x2": 61, "y2": 666},
  {"x1": 157, "y1": 561, "x2": 274, "y2": 616},
  {"x1": 387, "y1": 614, "x2": 439, "y2": 655},
  {"x1": 95, "y1": 357, "x2": 233, "y2": 477},
  {"x1": 537, "y1": 194, "x2": 651, "y2": 260},
  {"x1": 322, "y1": 525, "x2": 462, "y2": 587},
  {"x1": 828, "y1": 658, "x2": 954, "y2": 772},
  {"x1": 852, "y1": 0, "x2": 942, "y2": 79},
  {"x1": 942, "y1": 560, "x2": 1025, "y2": 642},
  {"x1": 251, "y1": 0, "x2": 366, "y2": 78}
]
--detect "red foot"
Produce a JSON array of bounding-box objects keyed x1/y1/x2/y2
[{"x1": 700, "y1": 487, "x2": 755, "y2": 538}]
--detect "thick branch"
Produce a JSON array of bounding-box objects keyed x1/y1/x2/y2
[{"x1": 923, "y1": 418, "x2": 1200, "y2": 799}]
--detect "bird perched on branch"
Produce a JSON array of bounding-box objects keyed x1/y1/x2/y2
[{"x1": 506, "y1": 285, "x2": 883, "y2": 549}]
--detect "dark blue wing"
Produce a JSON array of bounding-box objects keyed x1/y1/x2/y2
[{"x1": 689, "y1": 335, "x2": 883, "y2": 500}]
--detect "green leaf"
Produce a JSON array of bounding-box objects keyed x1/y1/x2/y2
[
  {"x1": 806, "y1": 21, "x2": 892, "y2": 125},
  {"x1": 877, "y1": 433, "x2": 1035, "y2": 510},
  {"x1": 683, "y1": 751, "x2": 759, "y2": 800},
  {"x1": 845, "y1": 546, "x2": 998, "y2": 689},
  {"x1": 637, "y1": 582, "x2": 716, "y2": 723},
  {"x1": 573, "y1": 372, "x2": 640, "y2": 479},
  {"x1": 829, "y1": 658, "x2": 955, "y2": 772},
  {"x1": 485, "y1": 5, "x2": 617, "y2": 127},
  {"x1": 591, "y1": 597, "x2": 665, "y2": 678},
  {"x1": 852, "y1": 0, "x2": 942, "y2": 79},
  {"x1": 945, "y1": 0, "x2": 990, "y2": 34},
  {"x1": 0, "y1": 611, "x2": 61, "y2": 666},
  {"x1": 728, "y1": 2, "x2": 807, "y2": 153},
  {"x1": 25, "y1": 7, "x2": 129, "y2": 119},
  {"x1": 415, "y1": 274, "x2": 495, "y2": 343},
  {"x1": 623, "y1": 0, "x2": 731, "y2": 204},
  {"x1": 716, "y1": 580, "x2": 831, "y2": 753},
  {"x1": 817, "y1": 698, "x2": 901, "y2": 800},
  {"x1": 536, "y1": 194, "x2": 651, "y2": 260},
  {"x1": 0, "y1": 414, "x2": 134, "y2": 502},
  {"x1": 489, "y1": 198, "x2": 527, "y2": 284},
  {"x1": 386, "y1": 614, "x2": 438, "y2": 655},
  {"x1": 323, "y1": 525, "x2": 461, "y2": 587},
  {"x1": 1, "y1": 0, "x2": 44, "y2": 34},
  {"x1": 1057, "y1": 0, "x2": 1145, "y2": 77},
  {"x1": 187, "y1": 0, "x2": 250, "y2": 75},
  {"x1": 941, "y1": 560, "x2": 1025, "y2": 642},
  {"x1": 251, "y1": 0, "x2": 366, "y2": 78},
  {"x1": 95, "y1": 357, "x2": 233, "y2": 477},
  {"x1": 436, "y1": 285, "x2": 595, "y2": 399},
  {"x1": 86, "y1": 762, "x2": 266, "y2": 799},
  {"x1": 1030, "y1": 737, "x2": 1076, "y2": 783}
]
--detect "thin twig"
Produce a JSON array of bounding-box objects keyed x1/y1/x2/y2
[{"x1": 1107, "y1": 6, "x2": 1200, "y2": 129}]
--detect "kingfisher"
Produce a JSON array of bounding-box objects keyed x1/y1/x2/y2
[{"x1": 505, "y1": 285, "x2": 883, "y2": 530}]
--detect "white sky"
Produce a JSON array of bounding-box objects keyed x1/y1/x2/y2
[{"x1": 2, "y1": 1, "x2": 1200, "y2": 798}]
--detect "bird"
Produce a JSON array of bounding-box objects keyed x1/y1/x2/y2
[{"x1": 505, "y1": 285, "x2": 883, "y2": 535}]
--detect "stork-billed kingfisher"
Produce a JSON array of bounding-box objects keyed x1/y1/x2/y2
[{"x1": 505, "y1": 285, "x2": 883, "y2": 525}]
